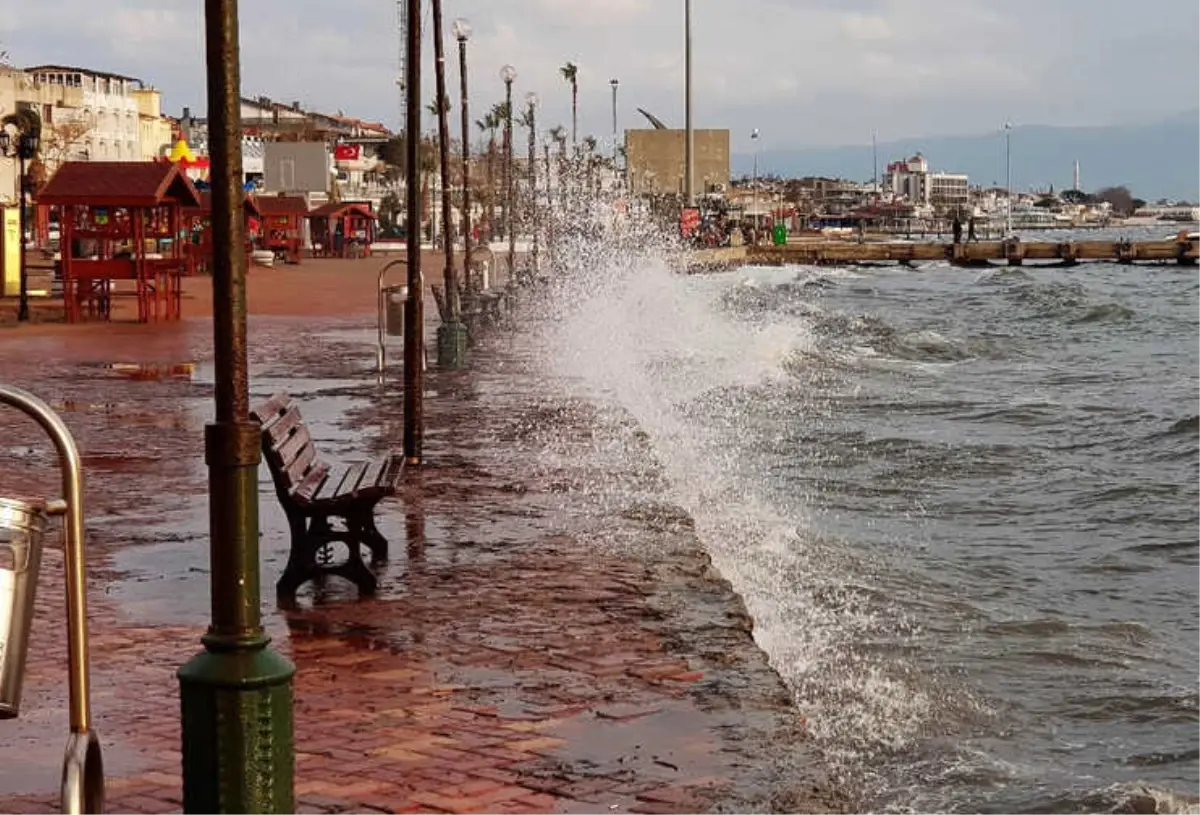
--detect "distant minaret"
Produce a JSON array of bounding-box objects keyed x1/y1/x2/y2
[{"x1": 1072, "y1": 160, "x2": 1080, "y2": 191}]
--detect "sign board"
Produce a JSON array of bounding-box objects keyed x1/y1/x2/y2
[
  {"x1": 679, "y1": 207, "x2": 701, "y2": 239},
  {"x1": 1, "y1": 207, "x2": 19, "y2": 297}
]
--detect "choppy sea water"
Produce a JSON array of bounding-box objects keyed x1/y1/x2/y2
[{"x1": 528, "y1": 227, "x2": 1199, "y2": 812}]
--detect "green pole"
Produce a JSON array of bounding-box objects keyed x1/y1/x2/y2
[{"x1": 177, "y1": 1, "x2": 296, "y2": 812}]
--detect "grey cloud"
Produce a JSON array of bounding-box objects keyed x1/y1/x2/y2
[{"x1": 4, "y1": 0, "x2": 1196, "y2": 151}]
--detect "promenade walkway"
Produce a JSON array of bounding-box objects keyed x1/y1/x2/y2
[{"x1": 0, "y1": 259, "x2": 841, "y2": 814}]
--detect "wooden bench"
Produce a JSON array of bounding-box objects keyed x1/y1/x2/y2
[{"x1": 251, "y1": 393, "x2": 404, "y2": 600}]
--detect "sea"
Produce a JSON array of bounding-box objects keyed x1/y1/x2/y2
[{"x1": 526, "y1": 223, "x2": 1199, "y2": 813}]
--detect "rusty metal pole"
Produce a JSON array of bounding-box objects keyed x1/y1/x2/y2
[
  {"x1": 403, "y1": 0, "x2": 424, "y2": 463},
  {"x1": 455, "y1": 21, "x2": 472, "y2": 291},
  {"x1": 433, "y1": 0, "x2": 466, "y2": 367},
  {"x1": 501, "y1": 68, "x2": 515, "y2": 284},
  {"x1": 177, "y1": 1, "x2": 296, "y2": 811},
  {"x1": 526, "y1": 94, "x2": 538, "y2": 278}
]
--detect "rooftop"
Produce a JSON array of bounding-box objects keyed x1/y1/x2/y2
[{"x1": 24, "y1": 64, "x2": 143, "y2": 85}]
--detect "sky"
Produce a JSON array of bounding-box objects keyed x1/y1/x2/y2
[{"x1": 3, "y1": 0, "x2": 1198, "y2": 154}]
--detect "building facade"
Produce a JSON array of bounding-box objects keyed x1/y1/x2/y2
[
  {"x1": 884, "y1": 152, "x2": 970, "y2": 212},
  {"x1": 624, "y1": 129, "x2": 731, "y2": 197},
  {"x1": 24, "y1": 65, "x2": 142, "y2": 163},
  {"x1": 131, "y1": 87, "x2": 173, "y2": 161}
]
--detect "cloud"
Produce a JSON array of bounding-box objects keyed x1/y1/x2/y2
[{"x1": 3, "y1": 0, "x2": 1195, "y2": 152}]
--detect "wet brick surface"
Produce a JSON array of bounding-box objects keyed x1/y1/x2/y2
[{"x1": 0, "y1": 268, "x2": 841, "y2": 814}]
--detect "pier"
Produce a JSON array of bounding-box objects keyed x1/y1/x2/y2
[{"x1": 686, "y1": 235, "x2": 1199, "y2": 272}]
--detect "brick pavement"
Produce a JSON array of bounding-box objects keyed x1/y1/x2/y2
[{"x1": 0, "y1": 307, "x2": 842, "y2": 813}]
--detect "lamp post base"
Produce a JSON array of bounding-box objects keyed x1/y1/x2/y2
[
  {"x1": 177, "y1": 642, "x2": 296, "y2": 814},
  {"x1": 436, "y1": 319, "x2": 469, "y2": 368}
]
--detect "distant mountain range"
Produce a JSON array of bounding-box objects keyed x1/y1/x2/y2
[{"x1": 732, "y1": 111, "x2": 1199, "y2": 202}]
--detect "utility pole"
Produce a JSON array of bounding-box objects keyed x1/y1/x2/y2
[
  {"x1": 683, "y1": 0, "x2": 694, "y2": 207},
  {"x1": 403, "y1": 0, "x2": 424, "y2": 463},
  {"x1": 177, "y1": 1, "x2": 296, "y2": 811},
  {"x1": 872, "y1": 129, "x2": 878, "y2": 197}
]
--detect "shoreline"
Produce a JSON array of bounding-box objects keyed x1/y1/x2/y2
[{"x1": 0, "y1": 258, "x2": 844, "y2": 813}]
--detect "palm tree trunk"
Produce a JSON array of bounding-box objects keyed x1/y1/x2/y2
[
  {"x1": 486, "y1": 133, "x2": 496, "y2": 241},
  {"x1": 571, "y1": 82, "x2": 578, "y2": 145}
]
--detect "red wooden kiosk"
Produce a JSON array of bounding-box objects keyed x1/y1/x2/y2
[
  {"x1": 183, "y1": 190, "x2": 262, "y2": 275},
  {"x1": 255, "y1": 194, "x2": 309, "y2": 264},
  {"x1": 38, "y1": 162, "x2": 199, "y2": 323},
  {"x1": 307, "y1": 201, "x2": 376, "y2": 259}
]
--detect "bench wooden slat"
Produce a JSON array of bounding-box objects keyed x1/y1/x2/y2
[
  {"x1": 252, "y1": 393, "x2": 293, "y2": 427},
  {"x1": 292, "y1": 460, "x2": 331, "y2": 502},
  {"x1": 332, "y1": 461, "x2": 370, "y2": 499},
  {"x1": 358, "y1": 457, "x2": 390, "y2": 495},
  {"x1": 263, "y1": 407, "x2": 304, "y2": 448},
  {"x1": 276, "y1": 424, "x2": 314, "y2": 470},
  {"x1": 311, "y1": 465, "x2": 346, "y2": 502}
]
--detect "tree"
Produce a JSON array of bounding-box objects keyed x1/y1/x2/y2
[
  {"x1": 1094, "y1": 185, "x2": 1136, "y2": 216},
  {"x1": 559, "y1": 61, "x2": 578, "y2": 146},
  {"x1": 34, "y1": 118, "x2": 93, "y2": 186}
]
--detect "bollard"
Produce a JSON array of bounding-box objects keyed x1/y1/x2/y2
[{"x1": 0, "y1": 384, "x2": 105, "y2": 814}]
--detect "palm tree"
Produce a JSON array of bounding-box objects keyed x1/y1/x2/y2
[
  {"x1": 582, "y1": 135, "x2": 598, "y2": 196},
  {"x1": 476, "y1": 111, "x2": 500, "y2": 240},
  {"x1": 491, "y1": 101, "x2": 511, "y2": 241},
  {"x1": 549, "y1": 124, "x2": 568, "y2": 204},
  {"x1": 559, "y1": 62, "x2": 578, "y2": 146}
]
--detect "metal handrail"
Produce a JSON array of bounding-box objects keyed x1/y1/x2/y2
[{"x1": 0, "y1": 384, "x2": 104, "y2": 814}]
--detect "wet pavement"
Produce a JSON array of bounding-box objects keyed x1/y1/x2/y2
[{"x1": 0, "y1": 306, "x2": 843, "y2": 814}]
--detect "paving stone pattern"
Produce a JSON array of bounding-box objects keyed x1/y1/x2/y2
[{"x1": 0, "y1": 316, "x2": 842, "y2": 814}]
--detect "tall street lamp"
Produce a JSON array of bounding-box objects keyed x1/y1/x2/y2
[
  {"x1": 1004, "y1": 121, "x2": 1013, "y2": 236},
  {"x1": 432, "y1": 0, "x2": 465, "y2": 368},
  {"x1": 683, "y1": 0, "x2": 694, "y2": 207},
  {"x1": 0, "y1": 110, "x2": 41, "y2": 323},
  {"x1": 610, "y1": 78, "x2": 619, "y2": 168},
  {"x1": 751, "y1": 127, "x2": 760, "y2": 230},
  {"x1": 500, "y1": 64, "x2": 516, "y2": 283},
  {"x1": 453, "y1": 17, "x2": 472, "y2": 287},
  {"x1": 177, "y1": 1, "x2": 296, "y2": 811},
  {"x1": 525, "y1": 92, "x2": 538, "y2": 277}
]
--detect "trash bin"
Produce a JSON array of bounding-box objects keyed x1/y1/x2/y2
[
  {"x1": 383, "y1": 284, "x2": 408, "y2": 337},
  {"x1": 772, "y1": 223, "x2": 787, "y2": 246},
  {"x1": 0, "y1": 497, "x2": 47, "y2": 719}
]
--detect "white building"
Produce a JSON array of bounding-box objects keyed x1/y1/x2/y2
[
  {"x1": 884, "y1": 152, "x2": 969, "y2": 211},
  {"x1": 24, "y1": 65, "x2": 141, "y2": 162}
]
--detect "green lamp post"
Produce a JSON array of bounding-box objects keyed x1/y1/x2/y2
[{"x1": 176, "y1": 1, "x2": 296, "y2": 811}]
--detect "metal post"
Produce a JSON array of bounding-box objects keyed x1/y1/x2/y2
[
  {"x1": 526, "y1": 94, "x2": 538, "y2": 277},
  {"x1": 455, "y1": 21, "x2": 472, "y2": 291},
  {"x1": 683, "y1": 0, "x2": 694, "y2": 207},
  {"x1": 17, "y1": 152, "x2": 28, "y2": 322},
  {"x1": 404, "y1": 0, "x2": 424, "y2": 462},
  {"x1": 177, "y1": 1, "x2": 295, "y2": 812},
  {"x1": 503, "y1": 73, "x2": 515, "y2": 284}
]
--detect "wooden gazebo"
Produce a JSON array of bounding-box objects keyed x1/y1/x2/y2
[
  {"x1": 307, "y1": 201, "x2": 376, "y2": 259},
  {"x1": 255, "y1": 194, "x2": 309, "y2": 264},
  {"x1": 183, "y1": 190, "x2": 263, "y2": 275},
  {"x1": 38, "y1": 161, "x2": 201, "y2": 323}
]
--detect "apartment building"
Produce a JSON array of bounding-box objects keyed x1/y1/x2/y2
[
  {"x1": 24, "y1": 65, "x2": 142, "y2": 162},
  {"x1": 131, "y1": 87, "x2": 174, "y2": 161}
]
